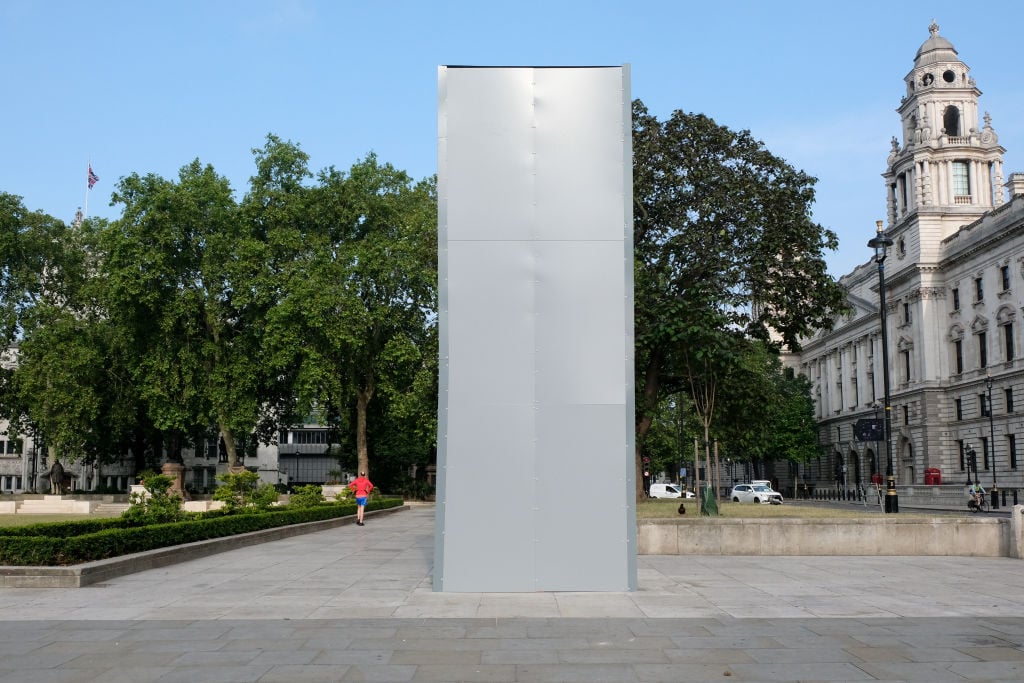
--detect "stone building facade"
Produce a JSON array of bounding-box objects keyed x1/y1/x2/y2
[{"x1": 794, "y1": 23, "x2": 1024, "y2": 498}]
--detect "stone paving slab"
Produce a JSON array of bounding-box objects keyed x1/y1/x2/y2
[
  {"x1": 1, "y1": 506, "x2": 1024, "y2": 681},
  {"x1": 1, "y1": 617, "x2": 1022, "y2": 682}
]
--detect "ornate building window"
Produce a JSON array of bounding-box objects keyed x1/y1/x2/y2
[
  {"x1": 997, "y1": 306, "x2": 1016, "y2": 362},
  {"x1": 897, "y1": 337, "x2": 913, "y2": 384},
  {"x1": 952, "y1": 287, "x2": 960, "y2": 311},
  {"x1": 1001, "y1": 265, "x2": 1011, "y2": 292},
  {"x1": 953, "y1": 161, "x2": 971, "y2": 203},
  {"x1": 948, "y1": 324, "x2": 965, "y2": 376},
  {"x1": 944, "y1": 105, "x2": 961, "y2": 136},
  {"x1": 979, "y1": 330, "x2": 988, "y2": 368},
  {"x1": 1006, "y1": 387, "x2": 1015, "y2": 414},
  {"x1": 1010, "y1": 434, "x2": 1018, "y2": 470}
]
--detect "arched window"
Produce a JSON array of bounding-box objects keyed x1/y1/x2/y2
[{"x1": 943, "y1": 106, "x2": 961, "y2": 136}]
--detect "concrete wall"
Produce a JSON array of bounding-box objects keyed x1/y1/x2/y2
[
  {"x1": 639, "y1": 509, "x2": 1024, "y2": 558},
  {"x1": 897, "y1": 485, "x2": 1000, "y2": 509}
]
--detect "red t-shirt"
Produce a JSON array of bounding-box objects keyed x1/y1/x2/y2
[{"x1": 349, "y1": 477, "x2": 373, "y2": 497}]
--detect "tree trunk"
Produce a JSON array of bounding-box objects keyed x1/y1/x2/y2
[
  {"x1": 634, "y1": 350, "x2": 663, "y2": 500},
  {"x1": 693, "y1": 436, "x2": 700, "y2": 499},
  {"x1": 356, "y1": 384, "x2": 374, "y2": 477},
  {"x1": 221, "y1": 426, "x2": 239, "y2": 468},
  {"x1": 713, "y1": 439, "x2": 721, "y2": 502},
  {"x1": 130, "y1": 433, "x2": 147, "y2": 474}
]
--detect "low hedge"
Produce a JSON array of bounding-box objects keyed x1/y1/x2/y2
[
  {"x1": 0, "y1": 517, "x2": 130, "y2": 538},
  {"x1": 0, "y1": 498, "x2": 403, "y2": 566}
]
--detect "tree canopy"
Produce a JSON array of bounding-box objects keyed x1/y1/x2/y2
[
  {"x1": 0, "y1": 139, "x2": 439, "y2": 489},
  {"x1": 632, "y1": 100, "x2": 846, "y2": 495}
]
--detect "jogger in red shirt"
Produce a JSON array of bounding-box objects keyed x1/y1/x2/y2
[{"x1": 348, "y1": 472, "x2": 373, "y2": 526}]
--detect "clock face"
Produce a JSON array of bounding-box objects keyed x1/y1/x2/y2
[{"x1": 922, "y1": 73, "x2": 934, "y2": 86}]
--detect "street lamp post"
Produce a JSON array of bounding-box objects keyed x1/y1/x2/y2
[
  {"x1": 965, "y1": 443, "x2": 974, "y2": 487},
  {"x1": 868, "y1": 220, "x2": 899, "y2": 513},
  {"x1": 985, "y1": 373, "x2": 999, "y2": 509}
]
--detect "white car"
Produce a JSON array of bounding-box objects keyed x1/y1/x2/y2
[
  {"x1": 730, "y1": 483, "x2": 784, "y2": 504},
  {"x1": 649, "y1": 483, "x2": 695, "y2": 499}
]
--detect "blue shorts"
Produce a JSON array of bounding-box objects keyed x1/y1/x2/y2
[{"x1": 356, "y1": 496, "x2": 367, "y2": 506}]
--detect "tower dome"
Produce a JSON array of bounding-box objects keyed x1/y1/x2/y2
[{"x1": 914, "y1": 21, "x2": 958, "y2": 67}]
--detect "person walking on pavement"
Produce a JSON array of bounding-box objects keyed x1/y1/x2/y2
[{"x1": 349, "y1": 472, "x2": 373, "y2": 526}]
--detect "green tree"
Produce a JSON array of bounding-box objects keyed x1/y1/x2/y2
[
  {"x1": 265, "y1": 154, "x2": 437, "y2": 480},
  {"x1": 103, "y1": 155, "x2": 283, "y2": 466},
  {"x1": 0, "y1": 198, "x2": 122, "y2": 469},
  {"x1": 718, "y1": 341, "x2": 819, "y2": 471},
  {"x1": 631, "y1": 100, "x2": 847, "y2": 499},
  {"x1": 0, "y1": 194, "x2": 67, "y2": 345}
]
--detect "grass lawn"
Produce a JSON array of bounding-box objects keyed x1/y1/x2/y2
[
  {"x1": 0, "y1": 512, "x2": 123, "y2": 527},
  {"x1": 637, "y1": 499, "x2": 929, "y2": 519},
  {"x1": 1, "y1": 503, "x2": 938, "y2": 529}
]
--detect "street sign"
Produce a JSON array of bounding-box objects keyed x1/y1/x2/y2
[{"x1": 854, "y1": 418, "x2": 885, "y2": 442}]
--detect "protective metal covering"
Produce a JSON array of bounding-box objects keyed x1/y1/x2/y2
[{"x1": 436, "y1": 65, "x2": 636, "y2": 592}]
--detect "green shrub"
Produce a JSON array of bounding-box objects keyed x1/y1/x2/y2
[
  {"x1": 288, "y1": 485, "x2": 324, "y2": 508},
  {"x1": 393, "y1": 477, "x2": 435, "y2": 500},
  {"x1": 135, "y1": 468, "x2": 160, "y2": 483},
  {"x1": 213, "y1": 470, "x2": 279, "y2": 512},
  {"x1": 122, "y1": 474, "x2": 186, "y2": 525}
]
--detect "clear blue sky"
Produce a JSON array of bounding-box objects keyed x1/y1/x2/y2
[{"x1": 3, "y1": 0, "x2": 1022, "y2": 277}]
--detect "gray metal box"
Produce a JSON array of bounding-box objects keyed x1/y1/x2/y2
[{"x1": 436, "y1": 66, "x2": 636, "y2": 591}]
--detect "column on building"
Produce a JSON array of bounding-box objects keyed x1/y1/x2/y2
[
  {"x1": 993, "y1": 160, "x2": 1005, "y2": 206},
  {"x1": 919, "y1": 160, "x2": 931, "y2": 206},
  {"x1": 916, "y1": 286, "x2": 946, "y2": 381},
  {"x1": 968, "y1": 159, "x2": 979, "y2": 205},
  {"x1": 886, "y1": 178, "x2": 896, "y2": 227},
  {"x1": 856, "y1": 336, "x2": 870, "y2": 409}
]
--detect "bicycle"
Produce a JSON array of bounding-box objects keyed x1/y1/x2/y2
[{"x1": 967, "y1": 495, "x2": 989, "y2": 513}]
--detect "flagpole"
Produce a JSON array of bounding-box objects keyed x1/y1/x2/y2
[{"x1": 84, "y1": 160, "x2": 91, "y2": 219}]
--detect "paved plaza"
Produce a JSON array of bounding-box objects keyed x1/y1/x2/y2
[{"x1": 1, "y1": 505, "x2": 1024, "y2": 681}]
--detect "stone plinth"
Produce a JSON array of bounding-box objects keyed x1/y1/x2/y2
[{"x1": 161, "y1": 462, "x2": 185, "y2": 495}]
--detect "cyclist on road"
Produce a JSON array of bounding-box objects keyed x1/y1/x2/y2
[{"x1": 968, "y1": 482, "x2": 986, "y2": 509}]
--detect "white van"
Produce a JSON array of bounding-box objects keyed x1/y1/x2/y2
[{"x1": 649, "y1": 483, "x2": 684, "y2": 498}]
